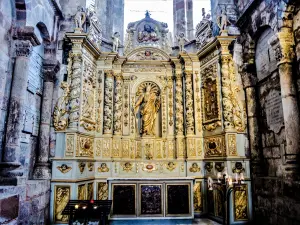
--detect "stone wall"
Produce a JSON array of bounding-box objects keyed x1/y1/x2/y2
[{"x1": 237, "y1": 0, "x2": 300, "y2": 224}]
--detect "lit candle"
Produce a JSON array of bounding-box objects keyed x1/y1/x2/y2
[
  {"x1": 208, "y1": 177, "x2": 213, "y2": 190},
  {"x1": 228, "y1": 175, "x2": 233, "y2": 186},
  {"x1": 240, "y1": 173, "x2": 245, "y2": 184},
  {"x1": 217, "y1": 172, "x2": 221, "y2": 183},
  {"x1": 82, "y1": 206, "x2": 87, "y2": 209},
  {"x1": 75, "y1": 204, "x2": 79, "y2": 209},
  {"x1": 235, "y1": 173, "x2": 238, "y2": 183}
]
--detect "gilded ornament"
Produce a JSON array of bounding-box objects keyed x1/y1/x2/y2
[
  {"x1": 76, "y1": 136, "x2": 94, "y2": 157},
  {"x1": 185, "y1": 71, "x2": 195, "y2": 134},
  {"x1": 122, "y1": 162, "x2": 133, "y2": 172},
  {"x1": 98, "y1": 163, "x2": 110, "y2": 173},
  {"x1": 65, "y1": 134, "x2": 75, "y2": 157},
  {"x1": 232, "y1": 162, "x2": 245, "y2": 174},
  {"x1": 141, "y1": 163, "x2": 158, "y2": 173},
  {"x1": 78, "y1": 162, "x2": 86, "y2": 174},
  {"x1": 87, "y1": 182, "x2": 94, "y2": 200},
  {"x1": 215, "y1": 162, "x2": 225, "y2": 172},
  {"x1": 166, "y1": 162, "x2": 176, "y2": 171},
  {"x1": 103, "y1": 70, "x2": 114, "y2": 134},
  {"x1": 54, "y1": 186, "x2": 70, "y2": 222},
  {"x1": 204, "y1": 136, "x2": 224, "y2": 157},
  {"x1": 78, "y1": 184, "x2": 86, "y2": 200},
  {"x1": 97, "y1": 182, "x2": 108, "y2": 200},
  {"x1": 88, "y1": 162, "x2": 94, "y2": 171},
  {"x1": 189, "y1": 163, "x2": 201, "y2": 173},
  {"x1": 57, "y1": 164, "x2": 72, "y2": 174},
  {"x1": 228, "y1": 134, "x2": 237, "y2": 156},
  {"x1": 114, "y1": 73, "x2": 123, "y2": 134},
  {"x1": 194, "y1": 182, "x2": 202, "y2": 212},
  {"x1": 133, "y1": 82, "x2": 161, "y2": 136},
  {"x1": 53, "y1": 82, "x2": 70, "y2": 131},
  {"x1": 204, "y1": 162, "x2": 213, "y2": 172},
  {"x1": 234, "y1": 185, "x2": 248, "y2": 220},
  {"x1": 175, "y1": 73, "x2": 184, "y2": 135},
  {"x1": 95, "y1": 139, "x2": 102, "y2": 157}
]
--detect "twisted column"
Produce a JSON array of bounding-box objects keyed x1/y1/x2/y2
[
  {"x1": 175, "y1": 73, "x2": 184, "y2": 135},
  {"x1": 103, "y1": 70, "x2": 114, "y2": 134},
  {"x1": 113, "y1": 73, "x2": 123, "y2": 135},
  {"x1": 185, "y1": 71, "x2": 195, "y2": 135}
]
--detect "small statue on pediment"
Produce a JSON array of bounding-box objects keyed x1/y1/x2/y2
[
  {"x1": 74, "y1": 6, "x2": 86, "y2": 32},
  {"x1": 176, "y1": 32, "x2": 189, "y2": 52},
  {"x1": 217, "y1": 8, "x2": 230, "y2": 35},
  {"x1": 112, "y1": 32, "x2": 121, "y2": 52}
]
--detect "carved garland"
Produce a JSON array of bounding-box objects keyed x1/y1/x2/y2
[
  {"x1": 103, "y1": 70, "x2": 114, "y2": 134},
  {"x1": 185, "y1": 71, "x2": 195, "y2": 134},
  {"x1": 113, "y1": 73, "x2": 123, "y2": 134},
  {"x1": 175, "y1": 73, "x2": 184, "y2": 135}
]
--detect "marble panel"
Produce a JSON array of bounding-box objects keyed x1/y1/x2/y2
[
  {"x1": 140, "y1": 184, "x2": 162, "y2": 216},
  {"x1": 166, "y1": 184, "x2": 190, "y2": 215},
  {"x1": 112, "y1": 184, "x2": 136, "y2": 215}
]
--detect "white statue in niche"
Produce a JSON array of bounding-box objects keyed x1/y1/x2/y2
[
  {"x1": 74, "y1": 6, "x2": 86, "y2": 32},
  {"x1": 111, "y1": 32, "x2": 121, "y2": 52},
  {"x1": 217, "y1": 9, "x2": 230, "y2": 35},
  {"x1": 176, "y1": 32, "x2": 189, "y2": 52},
  {"x1": 133, "y1": 82, "x2": 161, "y2": 136}
]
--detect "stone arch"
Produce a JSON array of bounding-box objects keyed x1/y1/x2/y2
[{"x1": 36, "y1": 22, "x2": 51, "y2": 44}]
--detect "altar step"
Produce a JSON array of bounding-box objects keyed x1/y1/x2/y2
[{"x1": 110, "y1": 219, "x2": 221, "y2": 225}]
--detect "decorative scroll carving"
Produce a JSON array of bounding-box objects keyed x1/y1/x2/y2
[
  {"x1": 187, "y1": 139, "x2": 196, "y2": 157},
  {"x1": 130, "y1": 50, "x2": 165, "y2": 60},
  {"x1": 185, "y1": 71, "x2": 195, "y2": 134},
  {"x1": 65, "y1": 134, "x2": 75, "y2": 156},
  {"x1": 57, "y1": 164, "x2": 72, "y2": 174},
  {"x1": 204, "y1": 136, "x2": 224, "y2": 157},
  {"x1": 68, "y1": 53, "x2": 82, "y2": 128},
  {"x1": 95, "y1": 139, "x2": 102, "y2": 157},
  {"x1": 76, "y1": 136, "x2": 93, "y2": 157},
  {"x1": 114, "y1": 74, "x2": 123, "y2": 134},
  {"x1": 228, "y1": 134, "x2": 237, "y2": 156},
  {"x1": 189, "y1": 163, "x2": 200, "y2": 173},
  {"x1": 97, "y1": 182, "x2": 108, "y2": 200},
  {"x1": 123, "y1": 84, "x2": 130, "y2": 127},
  {"x1": 234, "y1": 185, "x2": 248, "y2": 221},
  {"x1": 221, "y1": 55, "x2": 246, "y2": 132},
  {"x1": 80, "y1": 61, "x2": 96, "y2": 131},
  {"x1": 53, "y1": 82, "x2": 70, "y2": 131},
  {"x1": 175, "y1": 73, "x2": 184, "y2": 135},
  {"x1": 103, "y1": 70, "x2": 114, "y2": 134},
  {"x1": 54, "y1": 186, "x2": 70, "y2": 222}
]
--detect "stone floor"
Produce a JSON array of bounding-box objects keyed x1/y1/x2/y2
[{"x1": 110, "y1": 219, "x2": 221, "y2": 225}]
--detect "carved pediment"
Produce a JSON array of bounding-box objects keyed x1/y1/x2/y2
[{"x1": 127, "y1": 47, "x2": 169, "y2": 61}]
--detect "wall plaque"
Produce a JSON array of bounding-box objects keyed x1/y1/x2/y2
[
  {"x1": 265, "y1": 89, "x2": 284, "y2": 133},
  {"x1": 140, "y1": 185, "x2": 162, "y2": 216},
  {"x1": 112, "y1": 184, "x2": 136, "y2": 215}
]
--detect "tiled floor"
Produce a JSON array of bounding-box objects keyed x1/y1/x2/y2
[{"x1": 110, "y1": 218, "x2": 221, "y2": 225}]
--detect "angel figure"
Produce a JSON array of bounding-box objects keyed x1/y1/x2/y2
[
  {"x1": 74, "y1": 6, "x2": 86, "y2": 32},
  {"x1": 112, "y1": 32, "x2": 121, "y2": 52},
  {"x1": 176, "y1": 32, "x2": 189, "y2": 52}
]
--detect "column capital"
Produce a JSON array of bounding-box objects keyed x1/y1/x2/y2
[
  {"x1": 15, "y1": 40, "x2": 33, "y2": 58},
  {"x1": 104, "y1": 70, "x2": 114, "y2": 78},
  {"x1": 270, "y1": 28, "x2": 295, "y2": 65},
  {"x1": 114, "y1": 72, "x2": 123, "y2": 80},
  {"x1": 43, "y1": 60, "x2": 60, "y2": 82}
]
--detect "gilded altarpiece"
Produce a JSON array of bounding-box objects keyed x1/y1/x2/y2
[{"x1": 50, "y1": 17, "x2": 251, "y2": 224}]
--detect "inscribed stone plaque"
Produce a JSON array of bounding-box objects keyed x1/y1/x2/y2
[
  {"x1": 265, "y1": 89, "x2": 284, "y2": 133},
  {"x1": 255, "y1": 28, "x2": 277, "y2": 81},
  {"x1": 140, "y1": 185, "x2": 162, "y2": 215}
]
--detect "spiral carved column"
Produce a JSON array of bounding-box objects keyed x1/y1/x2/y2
[
  {"x1": 185, "y1": 71, "x2": 195, "y2": 135},
  {"x1": 103, "y1": 70, "x2": 114, "y2": 135},
  {"x1": 113, "y1": 73, "x2": 123, "y2": 135}
]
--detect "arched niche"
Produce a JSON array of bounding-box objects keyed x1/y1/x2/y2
[
  {"x1": 255, "y1": 27, "x2": 277, "y2": 81},
  {"x1": 132, "y1": 81, "x2": 162, "y2": 138}
]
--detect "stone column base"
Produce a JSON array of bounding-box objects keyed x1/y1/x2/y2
[{"x1": 33, "y1": 163, "x2": 51, "y2": 180}]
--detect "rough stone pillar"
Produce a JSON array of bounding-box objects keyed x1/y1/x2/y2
[
  {"x1": 0, "y1": 34, "x2": 39, "y2": 179},
  {"x1": 33, "y1": 61, "x2": 60, "y2": 179},
  {"x1": 241, "y1": 66, "x2": 260, "y2": 160},
  {"x1": 186, "y1": 0, "x2": 194, "y2": 40},
  {"x1": 103, "y1": 70, "x2": 114, "y2": 135},
  {"x1": 184, "y1": 71, "x2": 195, "y2": 135},
  {"x1": 173, "y1": 0, "x2": 187, "y2": 38},
  {"x1": 113, "y1": 73, "x2": 123, "y2": 135},
  {"x1": 275, "y1": 28, "x2": 300, "y2": 156}
]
